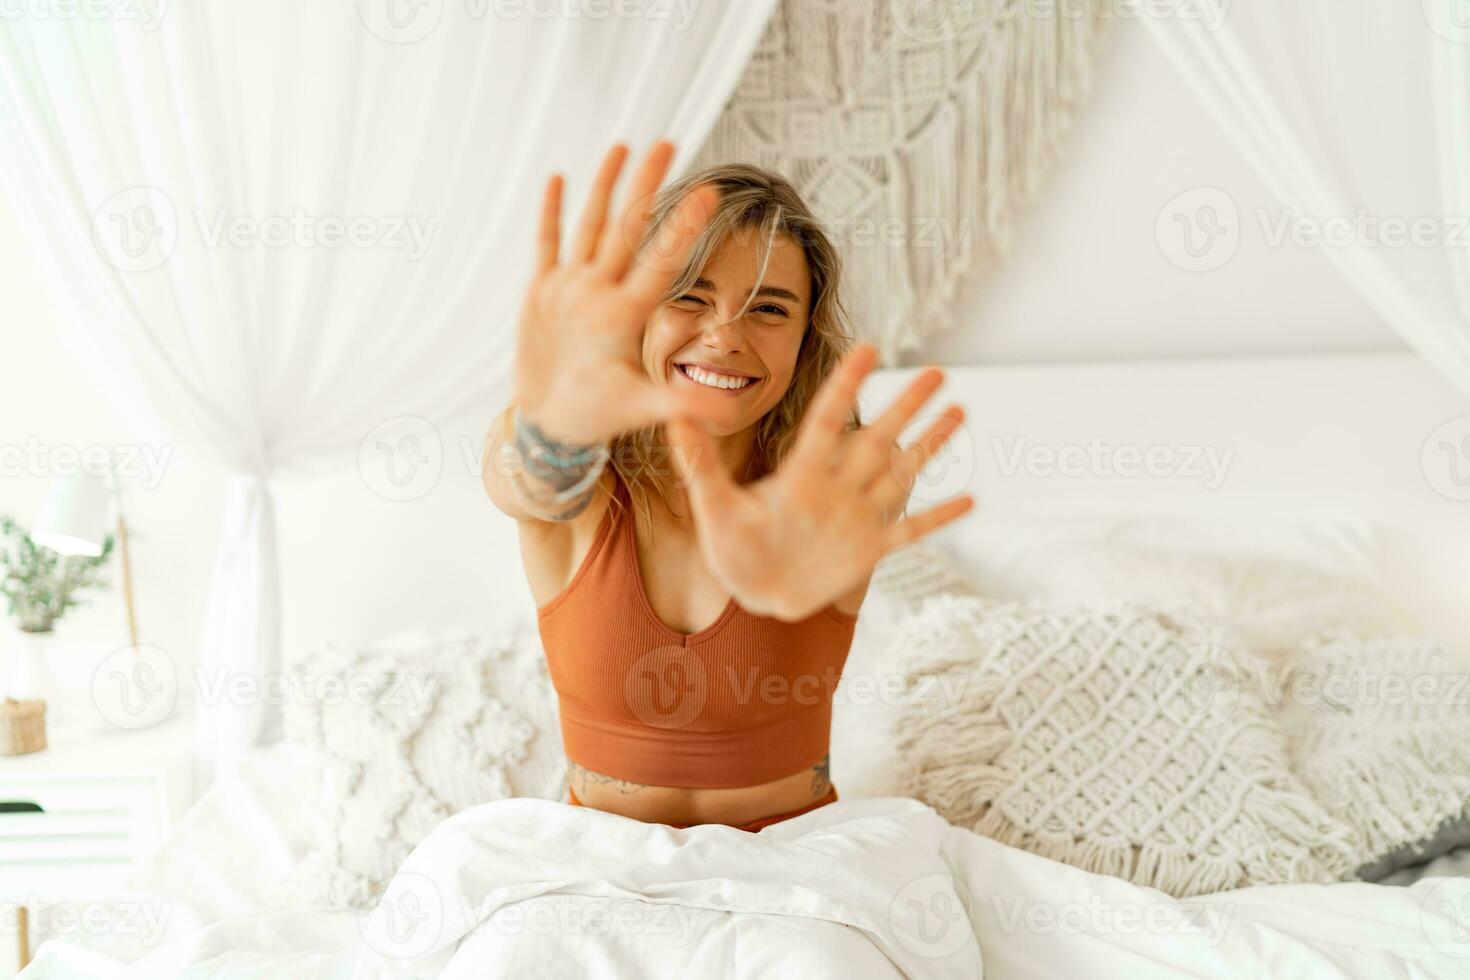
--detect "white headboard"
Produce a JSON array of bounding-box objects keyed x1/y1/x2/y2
[{"x1": 854, "y1": 351, "x2": 1469, "y2": 649}]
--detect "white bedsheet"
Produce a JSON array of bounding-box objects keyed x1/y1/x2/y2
[{"x1": 21, "y1": 793, "x2": 1470, "y2": 979}]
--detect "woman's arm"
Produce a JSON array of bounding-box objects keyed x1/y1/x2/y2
[
  {"x1": 483, "y1": 140, "x2": 727, "y2": 524},
  {"x1": 480, "y1": 402, "x2": 607, "y2": 522}
]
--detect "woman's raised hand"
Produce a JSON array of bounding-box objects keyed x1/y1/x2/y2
[
  {"x1": 666, "y1": 343, "x2": 975, "y2": 621},
  {"x1": 513, "y1": 141, "x2": 727, "y2": 447}
]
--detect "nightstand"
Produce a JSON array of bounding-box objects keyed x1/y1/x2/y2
[{"x1": 0, "y1": 714, "x2": 194, "y2": 976}]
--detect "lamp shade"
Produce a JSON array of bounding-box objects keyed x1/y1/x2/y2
[{"x1": 31, "y1": 473, "x2": 110, "y2": 557}]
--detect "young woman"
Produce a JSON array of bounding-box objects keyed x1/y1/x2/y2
[{"x1": 482, "y1": 140, "x2": 973, "y2": 831}]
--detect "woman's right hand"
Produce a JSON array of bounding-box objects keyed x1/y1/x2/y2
[{"x1": 512, "y1": 141, "x2": 728, "y2": 447}]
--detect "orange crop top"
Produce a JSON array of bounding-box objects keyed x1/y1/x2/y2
[{"x1": 536, "y1": 468, "x2": 859, "y2": 789}]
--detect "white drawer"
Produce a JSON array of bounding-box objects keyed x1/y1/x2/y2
[{"x1": 0, "y1": 775, "x2": 164, "y2": 904}]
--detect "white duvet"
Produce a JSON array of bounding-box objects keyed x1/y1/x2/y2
[{"x1": 22, "y1": 796, "x2": 1470, "y2": 979}]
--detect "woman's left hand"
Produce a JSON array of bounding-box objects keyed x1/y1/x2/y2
[{"x1": 666, "y1": 343, "x2": 973, "y2": 621}]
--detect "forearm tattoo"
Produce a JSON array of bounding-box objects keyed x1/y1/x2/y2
[
  {"x1": 505, "y1": 407, "x2": 610, "y2": 518},
  {"x1": 810, "y1": 753, "x2": 831, "y2": 796}
]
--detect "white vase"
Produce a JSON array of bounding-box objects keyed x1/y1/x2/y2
[{"x1": 6, "y1": 628, "x2": 64, "y2": 725}]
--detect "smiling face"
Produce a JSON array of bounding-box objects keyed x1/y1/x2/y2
[{"x1": 642, "y1": 224, "x2": 811, "y2": 437}]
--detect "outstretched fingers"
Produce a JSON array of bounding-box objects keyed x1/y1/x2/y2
[
  {"x1": 882, "y1": 494, "x2": 975, "y2": 552},
  {"x1": 537, "y1": 174, "x2": 563, "y2": 273},
  {"x1": 869, "y1": 404, "x2": 966, "y2": 511},
  {"x1": 571, "y1": 144, "x2": 629, "y2": 264},
  {"x1": 597, "y1": 140, "x2": 675, "y2": 280},
  {"x1": 789, "y1": 343, "x2": 879, "y2": 474},
  {"x1": 839, "y1": 366, "x2": 943, "y2": 488}
]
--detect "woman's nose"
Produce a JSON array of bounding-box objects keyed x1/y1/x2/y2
[{"x1": 698, "y1": 308, "x2": 748, "y2": 353}]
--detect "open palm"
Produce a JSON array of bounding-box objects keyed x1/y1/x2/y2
[
  {"x1": 514, "y1": 142, "x2": 730, "y2": 446},
  {"x1": 667, "y1": 344, "x2": 973, "y2": 621}
]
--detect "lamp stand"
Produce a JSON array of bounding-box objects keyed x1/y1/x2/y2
[{"x1": 116, "y1": 513, "x2": 139, "y2": 649}]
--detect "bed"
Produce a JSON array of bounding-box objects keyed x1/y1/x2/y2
[{"x1": 20, "y1": 352, "x2": 1470, "y2": 978}]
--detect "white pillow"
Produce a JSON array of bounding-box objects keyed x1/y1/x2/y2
[
  {"x1": 276, "y1": 619, "x2": 566, "y2": 909},
  {"x1": 934, "y1": 513, "x2": 1412, "y2": 661},
  {"x1": 888, "y1": 592, "x2": 1362, "y2": 895},
  {"x1": 1279, "y1": 631, "x2": 1470, "y2": 880}
]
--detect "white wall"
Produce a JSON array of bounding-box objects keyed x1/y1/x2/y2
[{"x1": 0, "y1": 19, "x2": 1443, "y2": 719}]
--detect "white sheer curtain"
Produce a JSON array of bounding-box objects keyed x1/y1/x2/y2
[
  {"x1": 0, "y1": 0, "x2": 777, "y2": 784},
  {"x1": 1141, "y1": 1, "x2": 1470, "y2": 395}
]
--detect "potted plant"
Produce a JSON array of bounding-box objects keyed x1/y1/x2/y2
[{"x1": 0, "y1": 515, "x2": 114, "y2": 719}]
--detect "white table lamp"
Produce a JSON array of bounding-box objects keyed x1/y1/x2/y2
[
  {"x1": 30, "y1": 473, "x2": 140, "y2": 649},
  {"x1": 31, "y1": 473, "x2": 109, "y2": 558}
]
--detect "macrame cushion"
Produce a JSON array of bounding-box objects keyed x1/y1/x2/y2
[
  {"x1": 1279, "y1": 632, "x2": 1470, "y2": 881},
  {"x1": 890, "y1": 592, "x2": 1362, "y2": 895},
  {"x1": 276, "y1": 619, "x2": 566, "y2": 909}
]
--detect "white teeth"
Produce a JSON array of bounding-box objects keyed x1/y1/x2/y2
[{"x1": 682, "y1": 365, "x2": 753, "y2": 390}]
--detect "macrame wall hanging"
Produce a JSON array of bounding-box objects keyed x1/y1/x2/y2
[{"x1": 694, "y1": 0, "x2": 1113, "y2": 362}]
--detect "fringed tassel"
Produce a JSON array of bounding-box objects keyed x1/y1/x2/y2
[{"x1": 694, "y1": 0, "x2": 1115, "y2": 362}]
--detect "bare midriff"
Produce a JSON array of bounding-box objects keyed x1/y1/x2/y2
[{"x1": 566, "y1": 751, "x2": 832, "y2": 826}]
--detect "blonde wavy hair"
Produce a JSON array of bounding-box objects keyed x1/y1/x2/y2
[{"x1": 602, "y1": 162, "x2": 860, "y2": 528}]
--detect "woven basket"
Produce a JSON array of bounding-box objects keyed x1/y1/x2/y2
[{"x1": 1, "y1": 698, "x2": 46, "y2": 755}]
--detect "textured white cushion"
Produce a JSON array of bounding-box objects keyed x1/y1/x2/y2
[
  {"x1": 888, "y1": 591, "x2": 1361, "y2": 896},
  {"x1": 1279, "y1": 632, "x2": 1470, "y2": 880},
  {"x1": 276, "y1": 618, "x2": 566, "y2": 909}
]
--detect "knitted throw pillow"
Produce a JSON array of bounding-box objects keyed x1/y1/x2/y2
[
  {"x1": 890, "y1": 593, "x2": 1360, "y2": 896},
  {"x1": 275, "y1": 619, "x2": 566, "y2": 909},
  {"x1": 1276, "y1": 632, "x2": 1470, "y2": 881}
]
